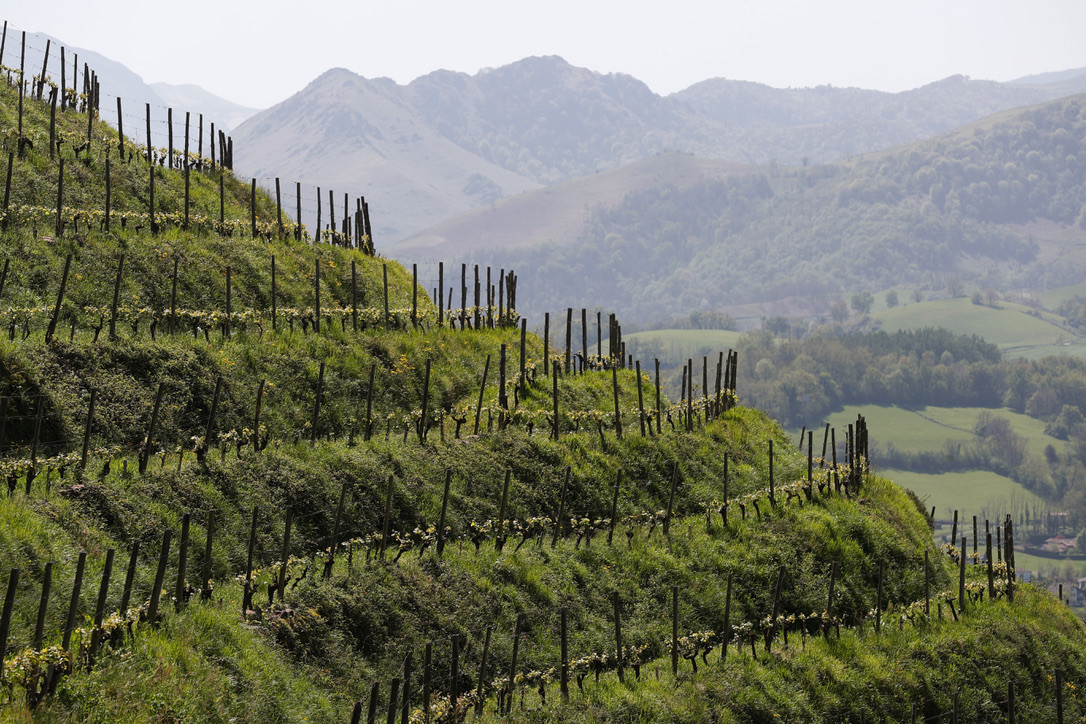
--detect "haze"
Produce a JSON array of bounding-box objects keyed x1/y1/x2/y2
[{"x1": 4, "y1": 0, "x2": 1085, "y2": 109}]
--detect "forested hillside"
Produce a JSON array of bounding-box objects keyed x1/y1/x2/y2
[{"x1": 461, "y1": 95, "x2": 1086, "y2": 324}]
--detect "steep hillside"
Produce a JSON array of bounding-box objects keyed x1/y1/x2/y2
[{"x1": 5, "y1": 36, "x2": 1086, "y2": 724}]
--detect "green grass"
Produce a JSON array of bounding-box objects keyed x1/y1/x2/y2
[
  {"x1": 810, "y1": 405, "x2": 973, "y2": 452},
  {"x1": 882, "y1": 468, "x2": 1046, "y2": 523},
  {"x1": 6, "y1": 57, "x2": 1086, "y2": 724},
  {"x1": 816, "y1": 403, "x2": 1067, "y2": 456},
  {"x1": 871, "y1": 296, "x2": 1081, "y2": 357},
  {"x1": 807, "y1": 405, "x2": 1054, "y2": 536},
  {"x1": 1038, "y1": 281, "x2": 1086, "y2": 309},
  {"x1": 915, "y1": 405, "x2": 1064, "y2": 453}
]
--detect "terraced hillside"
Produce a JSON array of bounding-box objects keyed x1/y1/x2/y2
[{"x1": 1, "y1": 44, "x2": 1086, "y2": 724}]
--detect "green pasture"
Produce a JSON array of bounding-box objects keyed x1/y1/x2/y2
[
  {"x1": 871, "y1": 296, "x2": 1082, "y2": 357},
  {"x1": 1038, "y1": 281, "x2": 1086, "y2": 309},
  {"x1": 884, "y1": 468, "x2": 1045, "y2": 522},
  {"x1": 814, "y1": 404, "x2": 1065, "y2": 455}
]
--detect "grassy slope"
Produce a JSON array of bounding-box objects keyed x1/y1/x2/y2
[
  {"x1": 871, "y1": 297, "x2": 1085, "y2": 358},
  {"x1": 3, "y1": 70, "x2": 1086, "y2": 724}
]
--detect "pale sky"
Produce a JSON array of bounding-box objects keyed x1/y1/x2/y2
[{"x1": 2, "y1": 0, "x2": 1085, "y2": 109}]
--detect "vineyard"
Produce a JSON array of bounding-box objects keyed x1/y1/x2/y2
[{"x1": 2, "y1": 22, "x2": 1086, "y2": 724}]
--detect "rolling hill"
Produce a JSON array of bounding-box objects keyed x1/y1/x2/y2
[{"x1": 402, "y1": 93, "x2": 1086, "y2": 326}]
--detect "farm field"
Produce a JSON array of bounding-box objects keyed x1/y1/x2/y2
[
  {"x1": 817, "y1": 404, "x2": 1066, "y2": 456},
  {"x1": 883, "y1": 468, "x2": 1046, "y2": 527},
  {"x1": 1038, "y1": 280, "x2": 1086, "y2": 309},
  {"x1": 871, "y1": 297, "x2": 1082, "y2": 358}
]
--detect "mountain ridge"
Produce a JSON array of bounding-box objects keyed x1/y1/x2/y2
[
  {"x1": 401, "y1": 93, "x2": 1086, "y2": 325},
  {"x1": 232, "y1": 55, "x2": 1086, "y2": 244}
]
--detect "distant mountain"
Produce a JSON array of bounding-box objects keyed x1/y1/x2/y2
[
  {"x1": 234, "y1": 56, "x2": 1086, "y2": 244},
  {"x1": 232, "y1": 68, "x2": 542, "y2": 243},
  {"x1": 16, "y1": 27, "x2": 253, "y2": 148},
  {"x1": 150, "y1": 83, "x2": 260, "y2": 133},
  {"x1": 1010, "y1": 68, "x2": 1086, "y2": 85},
  {"x1": 671, "y1": 73, "x2": 1086, "y2": 165},
  {"x1": 403, "y1": 95, "x2": 1086, "y2": 327},
  {"x1": 32, "y1": 31, "x2": 167, "y2": 112}
]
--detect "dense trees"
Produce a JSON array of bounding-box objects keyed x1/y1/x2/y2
[
  {"x1": 738, "y1": 328, "x2": 1003, "y2": 427},
  {"x1": 479, "y1": 96, "x2": 1086, "y2": 325}
]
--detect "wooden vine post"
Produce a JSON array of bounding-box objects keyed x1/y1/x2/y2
[
  {"x1": 45, "y1": 254, "x2": 72, "y2": 343},
  {"x1": 323, "y1": 481, "x2": 348, "y2": 577},
  {"x1": 243, "y1": 506, "x2": 258, "y2": 612},
  {"x1": 473, "y1": 354, "x2": 490, "y2": 436},
  {"x1": 0, "y1": 569, "x2": 19, "y2": 670},
  {"x1": 116, "y1": 543, "x2": 139, "y2": 646},
  {"x1": 611, "y1": 366, "x2": 623, "y2": 439},
  {"x1": 654, "y1": 359, "x2": 662, "y2": 434},
  {"x1": 636, "y1": 360, "x2": 646, "y2": 436},
  {"x1": 418, "y1": 359, "x2": 431, "y2": 443},
  {"x1": 147, "y1": 531, "x2": 171, "y2": 626},
  {"x1": 252, "y1": 379, "x2": 265, "y2": 452},
  {"x1": 474, "y1": 627, "x2": 491, "y2": 716},
  {"x1": 314, "y1": 257, "x2": 321, "y2": 333},
  {"x1": 552, "y1": 365, "x2": 560, "y2": 441},
  {"x1": 204, "y1": 376, "x2": 223, "y2": 453},
  {"x1": 505, "y1": 614, "x2": 524, "y2": 714},
  {"x1": 33, "y1": 563, "x2": 51, "y2": 654},
  {"x1": 494, "y1": 470, "x2": 511, "y2": 551},
  {"x1": 138, "y1": 382, "x2": 165, "y2": 474},
  {"x1": 277, "y1": 508, "x2": 292, "y2": 600},
  {"x1": 608, "y1": 469, "x2": 622, "y2": 544},
  {"x1": 174, "y1": 513, "x2": 191, "y2": 610},
  {"x1": 61, "y1": 552, "x2": 87, "y2": 651},
  {"x1": 364, "y1": 362, "x2": 376, "y2": 441},
  {"x1": 201, "y1": 510, "x2": 216, "y2": 600},
  {"x1": 543, "y1": 312, "x2": 550, "y2": 376},
  {"x1": 958, "y1": 536, "x2": 967, "y2": 612},
  {"x1": 663, "y1": 461, "x2": 679, "y2": 535},
  {"x1": 436, "y1": 470, "x2": 452, "y2": 556}
]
